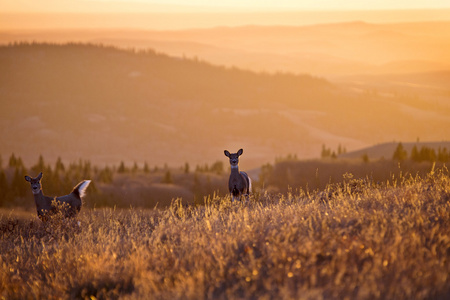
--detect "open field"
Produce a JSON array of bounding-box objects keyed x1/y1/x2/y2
[{"x1": 1, "y1": 168, "x2": 449, "y2": 299}]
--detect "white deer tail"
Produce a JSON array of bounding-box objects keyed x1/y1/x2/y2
[
  {"x1": 72, "y1": 180, "x2": 91, "y2": 198},
  {"x1": 240, "y1": 171, "x2": 252, "y2": 195}
]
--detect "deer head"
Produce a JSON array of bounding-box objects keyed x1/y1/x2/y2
[
  {"x1": 24, "y1": 172, "x2": 43, "y2": 195},
  {"x1": 224, "y1": 149, "x2": 243, "y2": 168}
]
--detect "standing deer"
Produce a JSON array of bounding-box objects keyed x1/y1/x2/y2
[
  {"x1": 25, "y1": 172, "x2": 91, "y2": 221},
  {"x1": 224, "y1": 149, "x2": 252, "y2": 202}
]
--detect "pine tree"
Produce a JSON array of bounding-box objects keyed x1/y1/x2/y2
[
  {"x1": 321, "y1": 145, "x2": 331, "y2": 158},
  {"x1": 411, "y1": 145, "x2": 420, "y2": 162},
  {"x1": 438, "y1": 147, "x2": 449, "y2": 162},
  {"x1": 393, "y1": 143, "x2": 408, "y2": 161},
  {"x1": 82, "y1": 160, "x2": 92, "y2": 179},
  {"x1": 62, "y1": 172, "x2": 73, "y2": 193},
  {"x1": 0, "y1": 170, "x2": 8, "y2": 206},
  {"x1": 16, "y1": 156, "x2": 25, "y2": 170},
  {"x1": 118, "y1": 161, "x2": 127, "y2": 173},
  {"x1": 8, "y1": 153, "x2": 17, "y2": 168},
  {"x1": 11, "y1": 166, "x2": 27, "y2": 198},
  {"x1": 55, "y1": 157, "x2": 65, "y2": 173},
  {"x1": 162, "y1": 170, "x2": 173, "y2": 184},
  {"x1": 419, "y1": 146, "x2": 437, "y2": 162},
  {"x1": 132, "y1": 162, "x2": 139, "y2": 174},
  {"x1": 31, "y1": 154, "x2": 46, "y2": 175},
  {"x1": 210, "y1": 161, "x2": 224, "y2": 174},
  {"x1": 143, "y1": 162, "x2": 150, "y2": 173},
  {"x1": 50, "y1": 168, "x2": 63, "y2": 194},
  {"x1": 429, "y1": 148, "x2": 437, "y2": 162},
  {"x1": 99, "y1": 166, "x2": 113, "y2": 184},
  {"x1": 257, "y1": 163, "x2": 273, "y2": 188},
  {"x1": 362, "y1": 153, "x2": 369, "y2": 163}
]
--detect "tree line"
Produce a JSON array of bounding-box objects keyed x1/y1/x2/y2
[
  {"x1": 393, "y1": 143, "x2": 450, "y2": 163},
  {"x1": 320, "y1": 142, "x2": 449, "y2": 163},
  {"x1": 321, "y1": 144, "x2": 347, "y2": 159},
  {"x1": 0, "y1": 153, "x2": 225, "y2": 208}
]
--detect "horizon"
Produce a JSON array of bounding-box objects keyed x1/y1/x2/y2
[
  {"x1": 3, "y1": 0, "x2": 450, "y2": 13},
  {"x1": 2, "y1": 9, "x2": 450, "y2": 31},
  {"x1": 2, "y1": 0, "x2": 450, "y2": 30}
]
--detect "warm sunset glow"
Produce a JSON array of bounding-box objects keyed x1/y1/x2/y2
[
  {"x1": 0, "y1": 0, "x2": 449, "y2": 31},
  {"x1": 1, "y1": 0, "x2": 450, "y2": 167},
  {"x1": 3, "y1": 0, "x2": 450, "y2": 13},
  {"x1": 1, "y1": 2, "x2": 450, "y2": 298}
]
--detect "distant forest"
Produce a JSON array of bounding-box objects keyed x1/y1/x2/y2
[
  {"x1": 1, "y1": 142, "x2": 445, "y2": 210},
  {"x1": 321, "y1": 142, "x2": 450, "y2": 163},
  {"x1": 0, "y1": 152, "x2": 229, "y2": 210},
  {"x1": 392, "y1": 143, "x2": 450, "y2": 163}
]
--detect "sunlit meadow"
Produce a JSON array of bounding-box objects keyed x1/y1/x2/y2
[{"x1": 1, "y1": 167, "x2": 449, "y2": 299}]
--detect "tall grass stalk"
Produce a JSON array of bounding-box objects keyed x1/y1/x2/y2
[{"x1": 1, "y1": 168, "x2": 449, "y2": 299}]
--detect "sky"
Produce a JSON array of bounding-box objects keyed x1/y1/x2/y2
[
  {"x1": 2, "y1": 0, "x2": 450, "y2": 13},
  {"x1": 1, "y1": 0, "x2": 450, "y2": 30}
]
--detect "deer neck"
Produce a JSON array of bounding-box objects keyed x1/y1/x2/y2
[
  {"x1": 230, "y1": 165, "x2": 240, "y2": 174},
  {"x1": 33, "y1": 190, "x2": 50, "y2": 211}
]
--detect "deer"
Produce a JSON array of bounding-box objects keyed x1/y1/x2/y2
[
  {"x1": 224, "y1": 149, "x2": 252, "y2": 202},
  {"x1": 25, "y1": 172, "x2": 91, "y2": 221}
]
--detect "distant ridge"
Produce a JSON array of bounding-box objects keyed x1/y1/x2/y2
[
  {"x1": 340, "y1": 141, "x2": 450, "y2": 160},
  {"x1": 0, "y1": 42, "x2": 332, "y2": 167},
  {"x1": 1, "y1": 43, "x2": 449, "y2": 167}
]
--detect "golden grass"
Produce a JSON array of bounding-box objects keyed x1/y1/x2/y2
[{"x1": 1, "y1": 168, "x2": 449, "y2": 299}]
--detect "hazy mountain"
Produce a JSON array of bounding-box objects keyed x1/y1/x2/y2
[
  {"x1": 2, "y1": 21, "x2": 449, "y2": 77},
  {"x1": 1, "y1": 43, "x2": 449, "y2": 167}
]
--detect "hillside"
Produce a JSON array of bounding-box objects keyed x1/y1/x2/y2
[
  {"x1": 340, "y1": 141, "x2": 450, "y2": 160},
  {"x1": 1, "y1": 43, "x2": 449, "y2": 167},
  {"x1": 2, "y1": 21, "x2": 450, "y2": 76}
]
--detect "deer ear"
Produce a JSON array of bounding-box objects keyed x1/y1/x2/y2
[
  {"x1": 25, "y1": 175, "x2": 32, "y2": 182},
  {"x1": 237, "y1": 149, "x2": 243, "y2": 156},
  {"x1": 224, "y1": 150, "x2": 230, "y2": 157},
  {"x1": 37, "y1": 172, "x2": 43, "y2": 180}
]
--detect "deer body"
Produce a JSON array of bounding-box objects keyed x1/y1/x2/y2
[
  {"x1": 25, "y1": 172, "x2": 91, "y2": 220},
  {"x1": 225, "y1": 149, "x2": 251, "y2": 202}
]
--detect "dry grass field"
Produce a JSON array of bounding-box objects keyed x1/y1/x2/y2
[{"x1": 1, "y1": 167, "x2": 449, "y2": 299}]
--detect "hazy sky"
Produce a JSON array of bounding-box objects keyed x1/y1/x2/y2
[
  {"x1": 2, "y1": 0, "x2": 450, "y2": 13},
  {"x1": 122, "y1": 0, "x2": 450, "y2": 9},
  {"x1": 2, "y1": 0, "x2": 450, "y2": 30}
]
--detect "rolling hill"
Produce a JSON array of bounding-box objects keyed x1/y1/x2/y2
[
  {"x1": 1, "y1": 43, "x2": 449, "y2": 167},
  {"x1": 2, "y1": 21, "x2": 450, "y2": 77},
  {"x1": 340, "y1": 141, "x2": 450, "y2": 160}
]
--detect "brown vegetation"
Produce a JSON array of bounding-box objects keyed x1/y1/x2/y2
[
  {"x1": 265, "y1": 158, "x2": 446, "y2": 194},
  {"x1": 1, "y1": 168, "x2": 449, "y2": 299}
]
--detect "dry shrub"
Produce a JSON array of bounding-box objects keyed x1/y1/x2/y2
[{"x1": 1, "y1": 168, "x2": 449, "y2": 299}]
